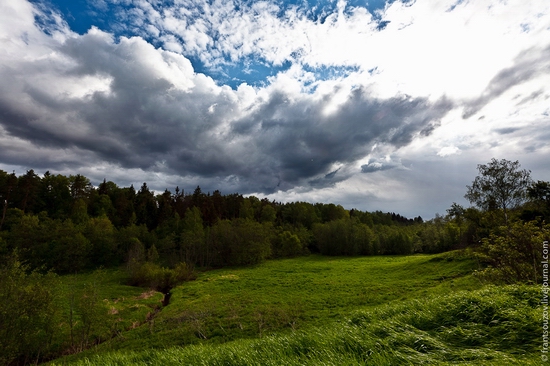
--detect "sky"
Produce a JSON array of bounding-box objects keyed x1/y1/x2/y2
[{"x1": 0, "y1": 0, "x2": 549, "y2": 219}]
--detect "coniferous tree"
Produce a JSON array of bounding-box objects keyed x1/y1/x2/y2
[
  {"x1": 0, "y1": 170, "x2": 17, "y2": 229},
  {"x1": 16, "y1": 169, "x2": 41, "y2": 213}
]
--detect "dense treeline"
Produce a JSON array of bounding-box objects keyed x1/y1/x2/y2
[
  {"x1": 1, "y1": 166, "x2": 549, "y2": 276},
  {"x1": 0, "y1": 169, "x2": 434, "y2": 274},
  {"x1": 2, "y1": 164, "x2": 550, "y2": 276}
]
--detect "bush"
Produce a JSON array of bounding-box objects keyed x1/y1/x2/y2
[
  {"x1": 477, "y1": 220, "x2": 550, "y2": 283},
  {"x1": 0, "y1": 256, "x2": 59, "y2": 365},
  {"x1": 129, "y1": 261, "x2": 196, "y2": 293}
]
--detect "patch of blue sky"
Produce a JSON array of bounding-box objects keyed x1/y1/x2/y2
[
  {"x1": 197, "y1": 59, "x2": 360, "y2": 90},
  {"x1": 205, "y1": 58, "x2": 293, "y2": 89},
  {"x1": 39, "y1": 0, "x2": 387, "y2": 88},
  {"x1": 42, "y1": 0, "x2": 398, "y2": 35},
  {"x1": 303, "y1": 64, "x2": 360, "y2": 80},
  {"x1": 32, "y1": 0, "x2": 109, "y2": 35},
  {"x1": 301, "y1": 64, "x2": 361, "y2": 91},
  {"x1": 294, "y1": 0, "x2": 390, "y2": 22},
  {"x1": 243, "y1": 0, "x2": 392, "y2": 22},
  {"x1": 350, "y1": 0, "x2": 389, "y2": 18}
]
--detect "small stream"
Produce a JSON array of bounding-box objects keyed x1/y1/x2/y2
[{"x1": 162, "y1": 291, "x2": 172, "y2": 306}]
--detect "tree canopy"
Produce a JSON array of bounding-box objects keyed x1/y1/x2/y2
[{"x1": 464, "y1": 158, "x2": 532, "y2": 225}]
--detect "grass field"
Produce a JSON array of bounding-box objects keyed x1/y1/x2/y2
[{"x1": 49, "y1": 251, "x2": 542, "y2": 365}]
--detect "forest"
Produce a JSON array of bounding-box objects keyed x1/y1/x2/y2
[
  {"x1": 1, "y1": 158, "x2": 549, "y2": 365},
  {"x1": 0, "y1": 169, "x2": 437, "y2": 274}
]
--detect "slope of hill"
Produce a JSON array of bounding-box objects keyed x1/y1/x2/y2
[{"x1": 48, "y1": 251, "x2": 542, "y2": 364}]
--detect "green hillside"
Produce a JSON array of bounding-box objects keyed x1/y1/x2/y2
[{"x1": 46, "y1": 251, "x2": 541, "y2": 365}]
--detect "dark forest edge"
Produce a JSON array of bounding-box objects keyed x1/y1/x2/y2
[{"x1": 1, "y1": 158, "x2": 549, "y2": 365}]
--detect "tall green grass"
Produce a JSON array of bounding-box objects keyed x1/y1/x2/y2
[
  {"x1": 71, "y1": 252, "x2": 481, "y2": 353},
  {"x1": 51, "y1": 285, "x2": 541, "y2": 365}
]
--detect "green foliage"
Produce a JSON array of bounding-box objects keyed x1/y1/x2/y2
[
  {"x1": 239, "y1": 199, "x2": 255, "y2": 220},
  {"x1": 414, "y1": 216, "x2": 463, "y2": 254},
  {"x1": 0, "y1": 171, "x2": 18, "y2": 230},
  {"x1": 317, "y1": 203, "x2": 349, "y2": 222},
  {"x1": 209, "y1": 219, "x2": 273, "y2": 266},
  {"x1": 84, "y1": 215, "x2": 118, "y2": 267},
  {"x1": 477, "y1": 220, "x2": 550, "y2": 283},
  {"x1": 273, "y1": 230, "x2": 303, "y2": 258},
  {"x1": 129, "y1": 262, "x2": 176, "y2": 293},
  {"x1": 1, "y1": 169, "x2": 456, "y2": 275},
  {"x1": 313, "y1": 218, "x2": 375, "y2": 256},
  {"x1": 179, "y1": 207, "x2": 205, "y2": 265},
  {"x1": 50, "y1": 269, "x2": 165, "y2": 362},
  {"x1": 259, "y1": 204, "x2": 277, "y2": 223},
  {"x1": 40, "y1": 172, "x2": 71, "y2": 220},
  {"x1": 0, "y1": 256, "x2": 59, "y2": 365},
  {"x1": 67, "y1": 273, "x2": 112, "y2": 352},
  {"x1": 465, "y1": 158, "x2": 532, "y2": 225},
  {"x1": 522, "y1": 180, "x2": 550, "y2": 222},
  {"x1": 51, "y1": 221, "x2": 92, "y2": 273},
  {"x1": 376, "y1": 225, "x2": 413, "y2": 255},
  {"x1": 147, "y1": 244, "x2": 160, "y2": 263},
  {"x1": 135, "y1": 183, "x2": 158, "y2": 230},
  {"x1": 281, "y1": 202, "x2": 321, "y2": 229},
  {"x1": 129, "y1": 261, "x2": 196, "y2": 293},
  {"x1": 71, "y1": 199, "x2": 89, "y2": 225}
]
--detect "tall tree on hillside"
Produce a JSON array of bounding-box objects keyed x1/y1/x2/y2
[
  {"x1": 465, "y1": 159, "x2": 532, "y2": 226},
  {"x1": 526, "y1": 180, "x2": 550, "y2": 220},
  {"x1": 211, "y1": 190, "x2": 225, "y2": 220},
  {"x1": 40, "y1": 172, "x2": 71, "y2": 219},
  {"x1": 69, "y1": 174, "x2": 93, "y2": 201},
  {"x1": 156, "y1": 189, "x2": 174, "y2": 227},
  {"x1": 16, "y1": 170, "x2": 41, "y2": 213},
  {"x1": 111, "y1": 185, "x2": 136, "y2": 227},
  {"x1": 180, "y1": 207, "x2": 205, "y2": 265},
  {"x1": 172, "y1": 186, "x2": 186, "y2": 217},
  {"x1": 0, "y1": 171, "x2": 18, "y2": 230},
  {"x1": 191, "y1": 186, "x2": 204, "y2": 208},
  {"x1": 225, "y1": 193, "x2": 244, "y2": 220},
  {"x1": 135, "y1": 183, "x2": 157, "y2": 230},
  {"x1": 97, "y1": 178, "x2": 118, "y2": 196},
  {"x1": 446, "y1": 202, "x2": 466, "y2": 245}
]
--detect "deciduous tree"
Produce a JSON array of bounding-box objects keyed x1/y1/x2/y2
[{"x1": 465, "y1": 158, "x2": 532, "y2": 225}]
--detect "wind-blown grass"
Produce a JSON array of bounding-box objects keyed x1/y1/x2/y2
[
  {"x1": 52, "y1": 284, "x2": 540, "y2": 365},
  {"x1": 72, "y1": 252, "x2": 480, "y2": 352}
]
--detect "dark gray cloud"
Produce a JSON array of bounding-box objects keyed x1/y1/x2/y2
[
  {"x1": 463, "y1": 44, "x2": 550, "y2": 119},
  {"x1": 228, "y1": 89, "x2": 452, "y2": 192},
  {"x1": 0, "y1": 23, "x2": 454, "y2": 195}
]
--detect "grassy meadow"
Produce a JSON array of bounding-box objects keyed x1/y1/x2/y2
[{"x1": 49, "y1": 252, "x2": 542, "y2": 365}]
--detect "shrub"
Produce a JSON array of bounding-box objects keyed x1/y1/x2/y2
[
  {"x1": 129, "y1": 261, "x2": 196, "y2": 293},
  {"x1": 0, "y1": 256, "x2": 59, "y2": 365},
  {"x1": 477, "y1": 220, "x2": 550, "y2": 283}
]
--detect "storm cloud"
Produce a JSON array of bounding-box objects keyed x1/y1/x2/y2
[{"x1": 0, "y1": 23, "x2": 453, "y2": 194}]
